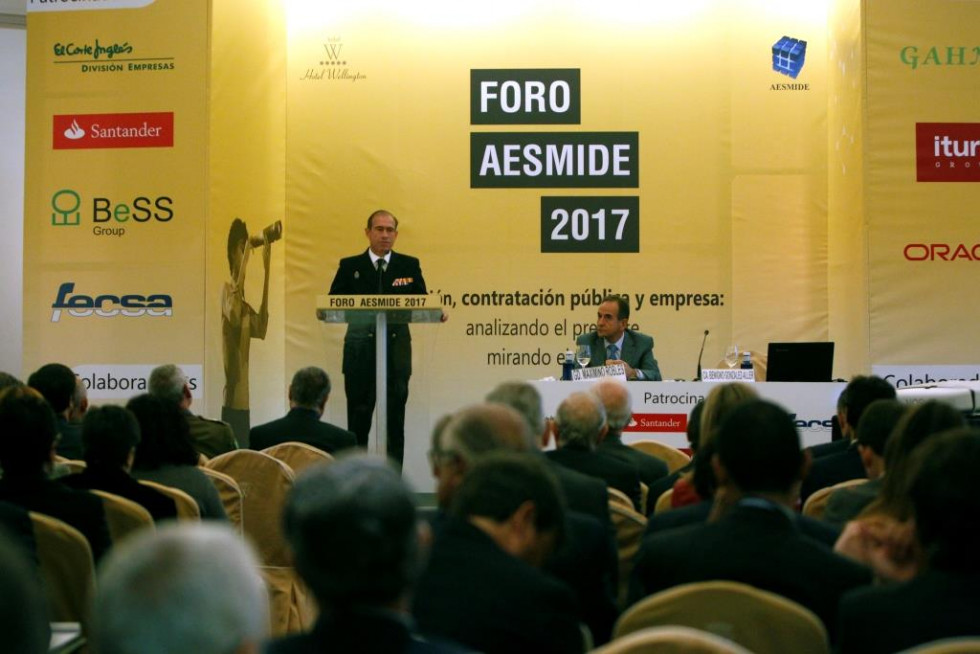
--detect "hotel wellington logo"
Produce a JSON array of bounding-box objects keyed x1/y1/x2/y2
[{"x1": 300, "y1": 37, "x2": 367, "y2": 83}]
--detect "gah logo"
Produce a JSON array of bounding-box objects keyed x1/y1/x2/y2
[
  {"x1": 771, "y1": 36, "x2": 807, "y2": 79},
  {"x1": 916, "y1": 123, "x2": 980, "y2": 182},
  {"x1": 53, "y1": 112, "x2": 174, "y2": 150},
  {"x1": 51, "y1": 282, "x2": 173, "y2": 323}
]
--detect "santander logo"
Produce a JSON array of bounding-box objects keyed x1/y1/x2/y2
[
  {"x1": 53, "y1": 112, "x2": 174, "y2": 150},
  {"x1": 916, "y1": 123, "x2": 980, "y2": 182}
]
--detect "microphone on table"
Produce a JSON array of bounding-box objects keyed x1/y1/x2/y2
[{"x1": 695, "y1": 329, "x2": 709, "y2": 381}]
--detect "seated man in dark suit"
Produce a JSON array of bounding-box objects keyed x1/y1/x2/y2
[
  {"x1": 802, "y1": 376, "x2": 896, "y2": 503},
  {"x1": 27, "y1": 362, "x2": 85, "y2": 460},
  {"x1": 62, "y1": 405, "x2": 177, "y2": 523},
  {"x1": 576, "y1": 295, "x2": 661, "y2": 380},
  {"x1": 149, "y1": 364, "x2": 237, "y2": 457},
  {"x1": 631, "y1": 399, "x2": 872, "y2": 640},
  {"x1": 433, "y1": 400, "x2": 618, "y2": 645},
  {"x1": 838, "y1": 429, "x2": 980, "y2": 653},
  {"x1": 249, "y1": 367, "x2": 357, "y2": 454},
  {"x1": 415, "y1": 452, "x2": 583, "y2": 654},
  {"x1": 0, "y1": 386, "x2": 111, "y2": 562},
  {"x1": 592, "y1": 379, "x2": 668, "y2": 505},
  {"x1": 547, "y1": 391, "x2": 642, "y2": 511},
  {"x1": 271, "y1": 454, "x2": 464, "y2": 654}
]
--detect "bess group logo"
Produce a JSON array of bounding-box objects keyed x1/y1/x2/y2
[
  {"x1": 53, "y1": 112, "x2": 174, "y2": 150},
  {"x1": 51, "y1": 188, "x2": 173, "y2": 237},
  {"x1": 916, "y1": 123, "x2": 980, "y2": 182}
]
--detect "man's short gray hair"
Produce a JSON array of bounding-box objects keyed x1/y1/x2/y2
[
  {"x1": 92, "y1": 523, "x2": 267, "y2": 654},
  {"x1": 486, "y1": 381, "x2": 545, "y2": 437},
  {"x1": 290, "y1": 367, "x2": 331, "y2": 409},
  {"x1": 591, "y1": 379, "x2": 632, "y2": 433},
  {"x1": 442, "y1": 403, "x2": 532, "y2": 465},
  {"x1": 148, "y1": 364, "x2": 188, "y2": 405},
  {"x1": 555, "y1": 391, "x2": 606, "y2": 448}
]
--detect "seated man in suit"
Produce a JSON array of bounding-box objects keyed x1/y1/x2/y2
[
  {"x1": 576, "y1": 295, "x2": 661, "y2": 381},
  {"x1": 149, "y1": 364, "x2": 237, "y2": 458},
  {"x1": 62, "y1": 405, "x2": 177, "y2": 523},
  {"x1": 249, "y1": 367, "x2": 357, "y2": 454},
  {"x1": 631, "y1": 399, "x2": 872, "y2": 640},
  {"x1": 415, "y1": 452, "x2": 583, "y2": 654},
  {"x1": 92, "y1": 523, "x2": 267, "y2": 654},
  {"x1": 27, "y1": 362, "x2": 85, "y2": 460},
  {"x1": 271, "y1": 454, "x2": 464, "y2": 653},
  {"x1": 547, "y1": 391, "x2": 642, "y2": 511},
  {"x1": 801, "y1": 375, "x2": 896, "y2": 503},
  {"x1": 838, "y1": 429, "x2": 980, "y2": 653},
  {"x1": 592, "y1": 379, "x2": 668, "y2": 505},
  {"x1": 0, "y1": 385, "x2": 111, "y2": 562}
]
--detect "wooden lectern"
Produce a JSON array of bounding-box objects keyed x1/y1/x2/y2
[{"x1": 316, "y1": 294, "x2": 442, "y2": 457}]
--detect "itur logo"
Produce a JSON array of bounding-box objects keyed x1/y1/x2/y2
[
  {"x1": 53, "y1": 112, "x2": 173, "y2": 150},
  {"x1": 916, "y1": 123, "x2": 980, "y2": 182}
]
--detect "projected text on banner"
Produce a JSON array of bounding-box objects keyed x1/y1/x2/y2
[
  {"x1": 471, "y1": 69, "x2": 581, "y2": 124},
  {"x1": 471, "y1": 132, "x2": 639, "y2": 188}
]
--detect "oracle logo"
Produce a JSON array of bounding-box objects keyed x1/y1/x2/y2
[
  {"x1": 53, "y1": 112, "x2": 173, "y2": 150},
  {"x1": 916, "y1": 122, "x2": 980, "y2": 182},
  {"x1": 904, "y1": 243, "x2": 980, "y2": 262}
]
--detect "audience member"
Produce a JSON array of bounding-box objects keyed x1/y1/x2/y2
[
  {"x1": 0, "y1": 529, "x2": 48, "y2": 654},
  {"x1": 149, "y1": 364, "x2": 237, "y2": 457},
  {"x1": 92, "y1": 523, "x2": 267, "y2": 654},
  {"x1": 0, "y1": 386, "x2": 111, "y2": 561},
  {"x1": 810, "y1": 387, "x2": 849, "y2": 458},
  {"x1": 822, "y1": 399, "x2": 905, "y2": 526},
  {"x1": 271, "y1": 455, "x2": 464, "y2": 653},
  {"x1": 414, "y1": 452, "x2": 583, "y2": 654},
  {"x1": 0, "y1": 371, "x2": 24, "y2": 393},
  {"x1": 62, "y1": 405, "x2": 177, "y2": 522},
  {"x1": 592, "y1": 379, "x2": 669, "y2": 505},
  {"x1": 838, "y1": 429, "x2": 980, "y2": 653},
  {"x1": 127, "y1": 394, "x2": 227, "y2": 520},
  {"x1": 671, "y1": 382, "x2": 757, "y2": 508},
  {"x1": 27, "y1": 362, "x2": 85, "y2": 459},
  {"x1": 646, "y1": 399, "x2": 702, "y2": 509},
  {"x1": 249, "y1": 367, "x2": 356, "y2": 454},
  {"x1": 801, "y1": 376, "x2": 896, "y2": 502},
  {"x1": 631, "y1": 400, "x2": 871, "y2": 639},
  {"x1": 548, "y1": 391, "x2": 642, "y2": 511},
  {"x1": 486, "y1": 382, "x2": 610, "y2": 526}
]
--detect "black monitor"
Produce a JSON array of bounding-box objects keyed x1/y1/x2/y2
[{"x1": 766, "y1": 342, "x2": 834, "y2": 382}]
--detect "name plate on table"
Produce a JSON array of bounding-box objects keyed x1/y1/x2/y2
[
  {"x1": 571, "y1": 364, "x2": 627, "y2": 381},
  {"x1": 315, "y1": 295, "x2": 442, "y2": 324},
  {"x1": 702, "y1": 368, "x2": 755, "y2": 382}
]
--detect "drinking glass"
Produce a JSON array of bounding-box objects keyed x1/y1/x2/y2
[
  {"x1": 724, "y1": 344, "x2": 739, "y2": 369},
  {"x1": 575, "y1": 344, "x2": 591, "y2": 368}
]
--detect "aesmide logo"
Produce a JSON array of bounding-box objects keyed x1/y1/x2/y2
[
  {"x1": 53, "y1": 112, "x2": 174, "y2": 150},
  {"x1": 51, "y1": 282, "x2": 173, "y2": 323},
  {"x1": 50, "y1": 188, "x2": 173, "y2": 237},
  {"x1": 770, "y1": 35, "x2": 810, "y2": 91}
]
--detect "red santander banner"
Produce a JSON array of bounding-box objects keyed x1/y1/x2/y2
[
  {"x1": 916, "y1": 122, "x2": 980, "y2": 182},
  {"x1": 53, "y1": 112, "x2": 174, "y2": 150}
]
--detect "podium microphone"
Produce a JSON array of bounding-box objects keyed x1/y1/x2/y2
[{"x1": 695, "y1": 329, "x2": 709, "y2": 381}]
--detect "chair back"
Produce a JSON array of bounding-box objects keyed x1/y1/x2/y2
[
  {"x1": 29, "y1": 512, "x2": 96, "y2": 631},
  {"x1": 138, "y1": 480, "x2": 202, "y2": 521},
  {"x1": 654, "y1": 488, "x2": 675, "y2": 515},
  {"x1": 901, "y1": 638, "x2": 980, "y2": 653},
  {"x1": 639, "y1": 482, "x2": 649, "y2": 515},
  {"x1": 260, "y1": 565, "x2": 316, "y2": 637},
  {"x1": 90, "y1": 490, "x2": 155, "y2": 544},
  {"x1": 802, "y1": 478, "x2": 868, "y2": 519},
  {"x1": 262, "y1": 441, "x2": 334, "y2": 476},
  {"x1": 197, "y1": 452, "x2": 210, "y2": 466},
  {"x1": 199, "y1": 466, "x2": 245, "y2": 534},
  {"x1": 615, "y1": 580, "x2": 829, "y2": 654},
  {"x1": 58, "y1": 459, "x2": 87, "y2": 475},
  {"x1": 609, "y1": 503, "x2": 648, "y2": 610},
  {"x1": 593, "y1": 626, "x2": 752, "y2": 654},
  {"x1": 608, "y1": 487, "x2": 635, "y2": 512},
  {"x1": 205, "y1": 449, "x2": 295, "y2": 565},
  {"x1": 629, "y1": 441, "x2": 691, "y2": 474}
]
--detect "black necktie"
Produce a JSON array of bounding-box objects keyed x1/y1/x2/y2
[{"x1": 376, "y1": 258, "x2": 386, "y2": 293}]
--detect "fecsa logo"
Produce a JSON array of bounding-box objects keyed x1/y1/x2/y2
[
  {"x1": 53, "y1": 112, "x2": 174, "y2": 150},
  {"x1": 50, "y1": 189, "x2": 173, "y2": 237},
  {"x1": 770, "y1": 35, "x2": 809, "y2": 91},
  {"x1": 51, "y1": 283, "x2": 173, "y2": 323},
  {"x1": 916, "y1": 123, "x2": 980, "y2": 182},
  {"x1": 900, "y1": 45, "x2": 980, "y2": 71}
]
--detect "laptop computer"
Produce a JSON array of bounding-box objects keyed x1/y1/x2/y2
[{"x1": 766, "y1": 342, "x2": 834, "y2": 382}]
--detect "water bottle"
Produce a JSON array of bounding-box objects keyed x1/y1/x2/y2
[
  {"x1": 562, "y1": 347, "x2": 576, "y2": 380},
  {"x1": 741, "y1": 351, "x2": 753, "y2": 370}
]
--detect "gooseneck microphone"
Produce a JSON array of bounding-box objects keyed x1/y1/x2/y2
[{"x1": 695, "y1": 329, "x2": 709, "y2": 381}]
